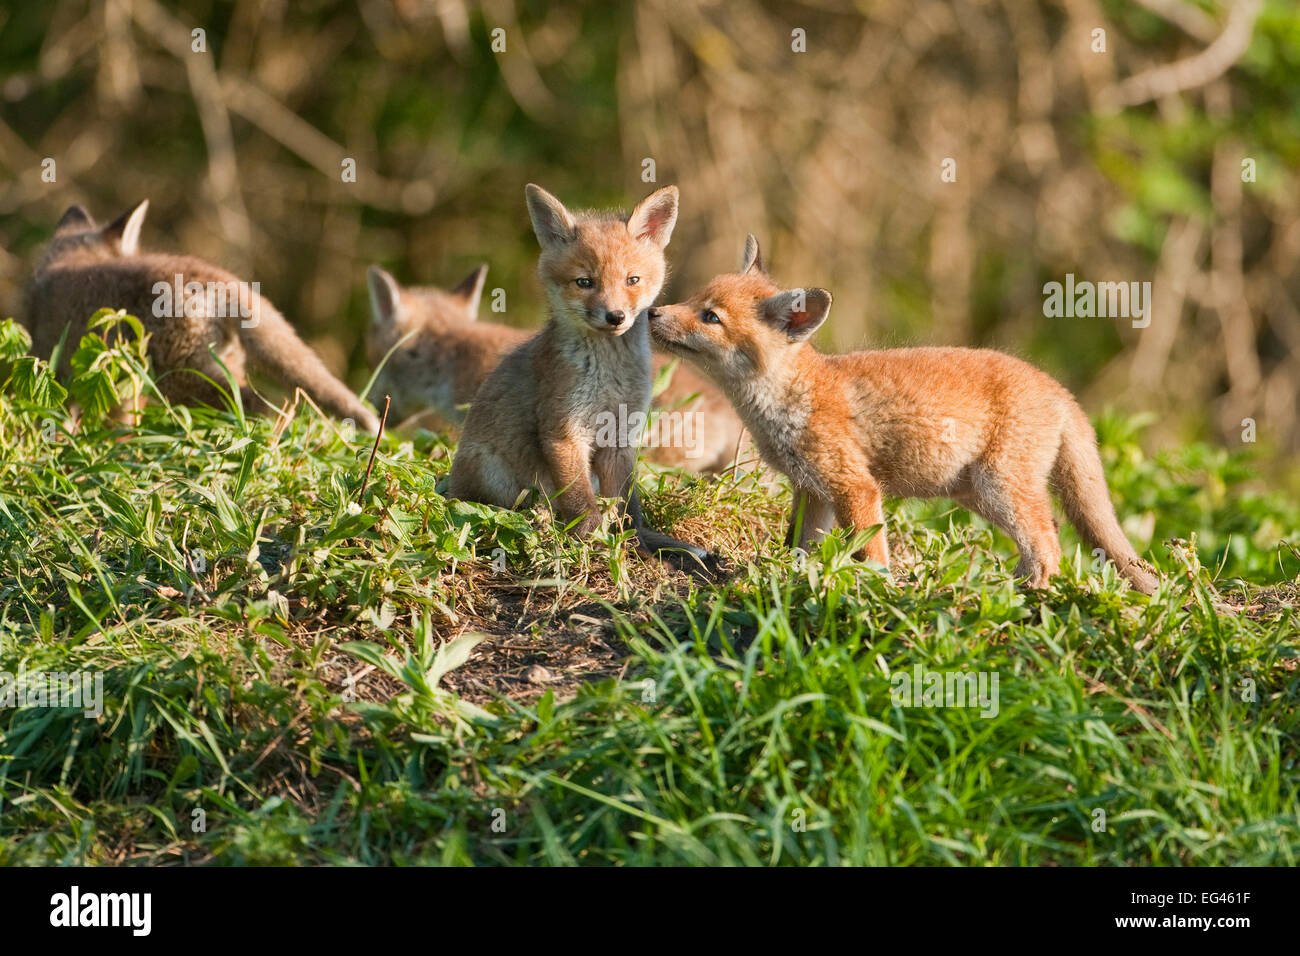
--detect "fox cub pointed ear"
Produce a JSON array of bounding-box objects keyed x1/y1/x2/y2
[
  {"x1": 450, "y1": 263, "x2": 488, "y2": 319},
  {"x1": 760, "y1": 287, "x2": 832, "y2": 341},
  {"x1": 627, "y1": 185, "x2": 679, "y2": 248},
  {"x1": 367, "y1": 265, "x2": 406, "y2": 326},
  {"x1": 526, "y1": 184, "x2": 577, "y2": 249},
  {"x1": 56, "y1": 204, "x2": 95, "y2": 233},
  {"x1": 102, "y1": 200, "x2": 149, "y2": 255},
  {"x1": 740, "y1": 234, "x2": 764, "y2": 274}
]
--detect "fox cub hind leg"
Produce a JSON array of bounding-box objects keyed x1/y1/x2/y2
[
  {"x1": 1011, "y1": 489, "x2": 1063, "y2": 588},
  {"x1": 447, "y1": 443, "x2": 542, "y2": 512},
  {"x1": 953, "y1": 462, "x2": 1063, "y2": 589}
]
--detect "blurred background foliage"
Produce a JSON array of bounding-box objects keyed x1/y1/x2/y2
[{"x1": 0, "y1": 0, "x2": 1297, "y2": 484}]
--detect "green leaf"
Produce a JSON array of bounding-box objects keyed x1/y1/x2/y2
[
  {"x1": 9, "y1": 356, "x2": 67, "y2": 407},
  {"x1": 339, "y1": 640, "x2": 403, "y2": 680},
  {"x1": 0, "y1": 318, "x2": 32, "y2": 362},
  {"x1": 427, "y1": 633, "x2": 485, "y2": 687}
]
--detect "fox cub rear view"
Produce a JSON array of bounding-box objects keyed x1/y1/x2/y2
[
  {"x1": 25, "y1": 201, "x2": 378, "y2": 431},
  {"x1": 650, "y1": 235, "x2": 1159, "y2": 594},
  {"x1": 447, "y1": 184, "x2": 707, "y2": 560}
]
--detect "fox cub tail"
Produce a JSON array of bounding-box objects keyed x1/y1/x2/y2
[
  {"x1": 238, "y1": 295, "x2": 380, "y2": 432},
  {"x1": 1052, "y1": 406, "x2": 1159, "y2": 595}
]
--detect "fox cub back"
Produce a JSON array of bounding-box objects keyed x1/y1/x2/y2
[
  {"x1": 649, "y1": 235, "x2": 1159, "y2": 594},
  {"x1": 25, "y1": 201, "x2": 378, "y2": 431},
  {"x1": 366, "y1": 265, "x2": 745, "y2": 471}
]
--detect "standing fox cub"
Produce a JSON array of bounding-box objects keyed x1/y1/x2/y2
[
  {"x1": 366, "y1": 264, "x2": 745, "y2": 471},
  {"x1": 649, "y1": 235, "x2": 1159, "y2": 594},
  {"x1": 447, "y1": 184, "x2": 707, "y2": 560},
  {"x1": 24, "y1": 201, "x2": 379, "y2": 431}
]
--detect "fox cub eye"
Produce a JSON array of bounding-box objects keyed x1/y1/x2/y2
[
  {"x1": 575, "y1": 277, "x2": 593, "y2": 289},
  {"x1": 702, "y1": 310, "x2": 721, "y2": 325},
  {"x1": 627, "y1": 276, "x2": 640, "y2": 286}
]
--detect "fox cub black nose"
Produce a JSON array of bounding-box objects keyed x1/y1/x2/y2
[
  {"x1": 605, "y1": 310, "x2": 625, "y2": 326},
  {"x1": 647, "y1": 307, "x2": 662, "y2": 320}
]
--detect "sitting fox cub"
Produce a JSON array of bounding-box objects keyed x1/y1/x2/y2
[
  {"x1": 648, "y1": 235, "x2": 1159, "y2": 594},
  {"x1": 447, "y1": 184, "x2": 707, "y2": 561},
  {"x1": 24, "y1": 201, "x2": 378, "y2": 431},
  {"x1": 366, "y1": 264, "x2": 745, "y2": 471}
]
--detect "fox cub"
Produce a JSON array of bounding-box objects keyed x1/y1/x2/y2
[
  {"x1": 648, "y1": 235, "x2": 1159, "y2": 594},
  {"x1": 24, "y1": 201, "x2": 379, "y2": 431},
  {"x1": 446, "y1": 184, "x2": 706, "y2": 560},
  {"x1": 366, "y1": 264, "x2": 745, "y2": 471},
  {"x1": 365, "y1": 263, "x2": 514, "y2": 428}
]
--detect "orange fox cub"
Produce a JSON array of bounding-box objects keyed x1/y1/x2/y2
[
  {"x1": 366, "y1": 265, "x2": 745, "y2": 471},
  {"x1": 648, "y1": 235, "x2": 1159, "y2": 594},
  {"x1": 446, "y1": 184, "x2": 707, "y2": 561},
  {"x1": 24, "y1": 202, "x2": 379, "y2": 431}
]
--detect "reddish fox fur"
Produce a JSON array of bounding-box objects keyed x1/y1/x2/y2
[{"x1": 648, "y1": 235, "x2": 1159, "y2": 594}]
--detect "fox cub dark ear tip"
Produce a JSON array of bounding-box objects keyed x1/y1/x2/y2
[
  {"x1": 57, "y1": 204, "x2": 94, "y2": 229},
  {"x1": 451, "y1": 263, "x2": 489, "y2": 306}
]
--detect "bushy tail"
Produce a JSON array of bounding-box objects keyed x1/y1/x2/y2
[
  {"x1": 238, "y1": 293, "x2": 379, "y2": 432},
  {"x1": 1052, "y1": 406, "x2": 1159, "y2": 595}
]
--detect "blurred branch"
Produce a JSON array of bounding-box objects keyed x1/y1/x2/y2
[
  {"x1": 1132, "y1": 0, "x2": 1219, "y2": 43},
  {"x1": 1098, "y1": 0, "x2": 1261, "y2": 111},
  {"x1": 101, "y1": 0, "x2": 142, "y2": 106},
  {"x1": 133, "y1": 0, "x2": 253, "y2": 263},
  {"x1": 132, "y1": 0, "x2": 436, "y2": 215},
  {"x1": 481, "y1": 0, "x2": 557, "y2": 120},
  {"x1": 218, "y1": 75, "x2": 435, "y2": 213},
  {"x1": 1129, "y1": 217, "x2": 1203, "y2": 388},
  {"x1": 1208, "y1": 83, "x2": 1261, "y2": 428}
]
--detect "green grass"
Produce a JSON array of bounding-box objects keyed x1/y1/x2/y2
[{"x1": 0, "y1": 315, "x2": 1297, "y2": 865}]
